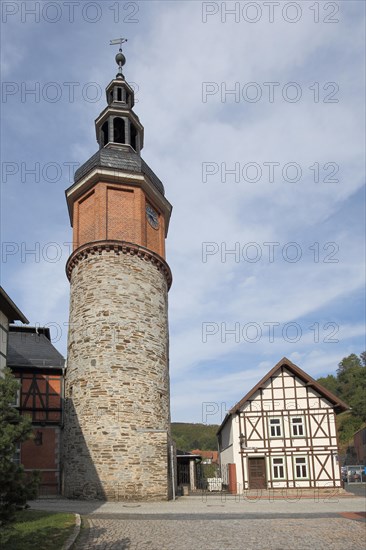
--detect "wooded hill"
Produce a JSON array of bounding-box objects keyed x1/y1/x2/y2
[
  {"x1": 171, "y1": 423, "x2": 219, "y2": 451},
  {"x1": 172, "y1": 352, "x2": 366, "y2": 454},
  {"x1": 317, "y1": 352, "x2": 366, "y2": 453}
]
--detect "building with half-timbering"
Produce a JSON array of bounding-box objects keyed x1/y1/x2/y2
[
  {"x1": 218, "y1": 357, "x2": 348, "y2": 492},
  {"x1": 8, "y1": 325, "x2": 65, "y2": 495},
  {"x1": 0, "y1": 286, "x2": 29, "y2": 371},
  {"x1": 1, "y1": 287, "x2": 65, "y2": 495}
]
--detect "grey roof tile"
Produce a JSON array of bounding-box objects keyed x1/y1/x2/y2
[{"x1": 8, "y1": 331, "x2": 65, "y2": 370}]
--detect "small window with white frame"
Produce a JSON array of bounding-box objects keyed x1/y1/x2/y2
[
  {"x1": 269, "y1": 417, "x2": 282, "y2": 437},
  {"x1": 294, "y1": 456, "x2": 308, "y2": 479},
  {"x1": 10, "y1": 386, "x2": 20, "y2": 408},
  {"x1": 13, "y1": 442, "x2": 21, "y2": 465},
  {"x1": 272, "y1": 457, "x2": 286, "y2": 480},
  {"x1": 290, "y1": 416, "x2": 305, "y2": 437}
]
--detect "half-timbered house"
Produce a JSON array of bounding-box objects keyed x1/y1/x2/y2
[
  {"x1": 218, "y1": 357, "x2": 348, "y2": 492},
  {"x1": 8, "y1": 325, "x2": 65, "y2": 495},
  {"x1": 0, "y1": 286, "x2": 29, "y2": 371}
]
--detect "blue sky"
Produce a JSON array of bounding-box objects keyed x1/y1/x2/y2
[{"x1": 1, "y1": 1, "x2": 365, "y2": 424}]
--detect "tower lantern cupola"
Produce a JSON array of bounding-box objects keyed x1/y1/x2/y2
[{"x1": 95, "y1": 41, "x2": 143, "y2": 153}]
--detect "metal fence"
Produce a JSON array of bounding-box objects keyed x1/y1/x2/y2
[
  {"x1": 342, "y1": 465, "x2": 366, "y2": 483},
  {"x1": 196, "y1": 462, "x2": 229, "y2": 491}
]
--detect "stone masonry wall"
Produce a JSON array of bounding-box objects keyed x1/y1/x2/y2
[{"x1": 62, "y1": 250, "x2": 171, "y2": 500}]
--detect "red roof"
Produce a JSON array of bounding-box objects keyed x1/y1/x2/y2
[{"x1": 191, "y1": 449, "x2": 219, "y2": 463}]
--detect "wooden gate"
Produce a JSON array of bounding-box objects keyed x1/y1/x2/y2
[{"x1": 177, "y1": 462, "x2": 190, "y2": 486}]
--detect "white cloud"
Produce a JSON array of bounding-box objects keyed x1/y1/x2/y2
[{"x1": 1, "y1": 1, "x2": 364, "y2": 422}]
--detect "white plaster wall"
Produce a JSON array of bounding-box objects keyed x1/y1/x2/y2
[{"x1": 219, "y1": 420, "x2": 234, "y2": 466}]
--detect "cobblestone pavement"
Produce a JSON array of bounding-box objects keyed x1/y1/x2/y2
[
  {"x1": 74, "y1": 515, "x2": 365, "y2": 550},
  {"x1": 30, "y1": 496, "x2": 366, "y2": 550}
]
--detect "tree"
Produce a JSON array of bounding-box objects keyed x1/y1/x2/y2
[
  {"x1": 335, "y1": 353, "x2": 366, "y2": 420},
  {"x1": 317, "y1": 352, "x2": 366, "y2": 451},
  {"x1": 316, "y1": 374, "x2": 338, "y2": 395},
  {"x1": 171, "y1": 423, "x2": 219, "y2": 451},
  {"x1": 0, "y1": 368, "x2": 39, "y2": 525},
  {"x1": 336, "y1": 353, "x2": 362, "y2": 377}
]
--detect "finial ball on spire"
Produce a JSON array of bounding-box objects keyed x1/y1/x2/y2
[{"x1": 115, "y1": 51, "x2": 126, "y2": 67}]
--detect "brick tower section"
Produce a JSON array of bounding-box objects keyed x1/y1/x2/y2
[{"x1": 62, "y1": 51, "x2": 173, "y2": 501}]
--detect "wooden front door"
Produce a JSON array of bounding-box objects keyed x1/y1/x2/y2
[{"x1": 248, "y1": 458, "x2": 266, "y2": 489}]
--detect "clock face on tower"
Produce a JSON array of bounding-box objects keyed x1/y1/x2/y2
[{"x1": 146, "y1": 204, "x2": 159, "y2": 229}]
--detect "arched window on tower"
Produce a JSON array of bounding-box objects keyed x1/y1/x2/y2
[
  {"x1": 114, "y1": 117, "x2": 125, "y2": 144},
  {"x1": 109, "y1": 90, "x2": 113, "y2": 104},
  {"x1": 101, "y1": 121, "x2": 109, "y2": 147},
  {"x1": 117, "y1": 87, "x2": 122, "y2": 102},
  {"x1": 130, "y1": 124, "x2": 137, "y2": 151}
]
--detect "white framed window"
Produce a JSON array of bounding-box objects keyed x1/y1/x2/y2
[
  {"x1": 294, "y1": 456, "x2": 308, "y2": 479},
  {"x1": 269, "y1": 417, "x2": 282, "y2": 438},
  {"x1": 272, "y1": 457, "x2": 286, "y2": 480},
  {"x1": 291, "y1": 416, "x2": 305, "y2": 437},
  {"x1": 10, "y1": 386, "x2": 20, "y2": 407},
  {"x1": 13, "y1": 443, "x2": 21, "y2": 465}
]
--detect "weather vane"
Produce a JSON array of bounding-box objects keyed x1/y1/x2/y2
[{"x1": 110, "y1": 38, "x2": 128, "y2": 77}]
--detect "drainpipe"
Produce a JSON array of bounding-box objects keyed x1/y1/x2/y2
[
  {"x1": 238, "y1": 411, "x2": 245, "y2": 493},
  {"x1": 60, "y1": 363, "x2": 66, "y2": 495},
  {"x1": 170, "y1": 444, "x2": 176, "y2": 500}
]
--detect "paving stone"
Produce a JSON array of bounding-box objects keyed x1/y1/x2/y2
[
  {"x1": 31, "y1": 495, "x2": 366, "y2": 549},
  {"x1": 75, "y1": 516, "x2": 366, "y2": 550}
]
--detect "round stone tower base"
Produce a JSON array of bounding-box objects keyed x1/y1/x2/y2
[{"x1": 62, "y1": 244, "x2": 173, "y2": 501}]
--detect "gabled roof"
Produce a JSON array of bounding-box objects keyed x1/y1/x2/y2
[
  {"x1": 0, "y1": 287, "x2": 29, "y2": 324},
  {"x1": 217, "y1": 357, "x2": 349, "y2": 435},
  {"x1": 191, "y1": 449, "x2": 219, "y2": 462},
  {"x1": 7, "y1": 326, "x2": 65, "y2": 371}
]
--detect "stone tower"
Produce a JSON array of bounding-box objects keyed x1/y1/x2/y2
[{"x1": 62, "y1": 43, "x2": 173, "y2": 501}]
